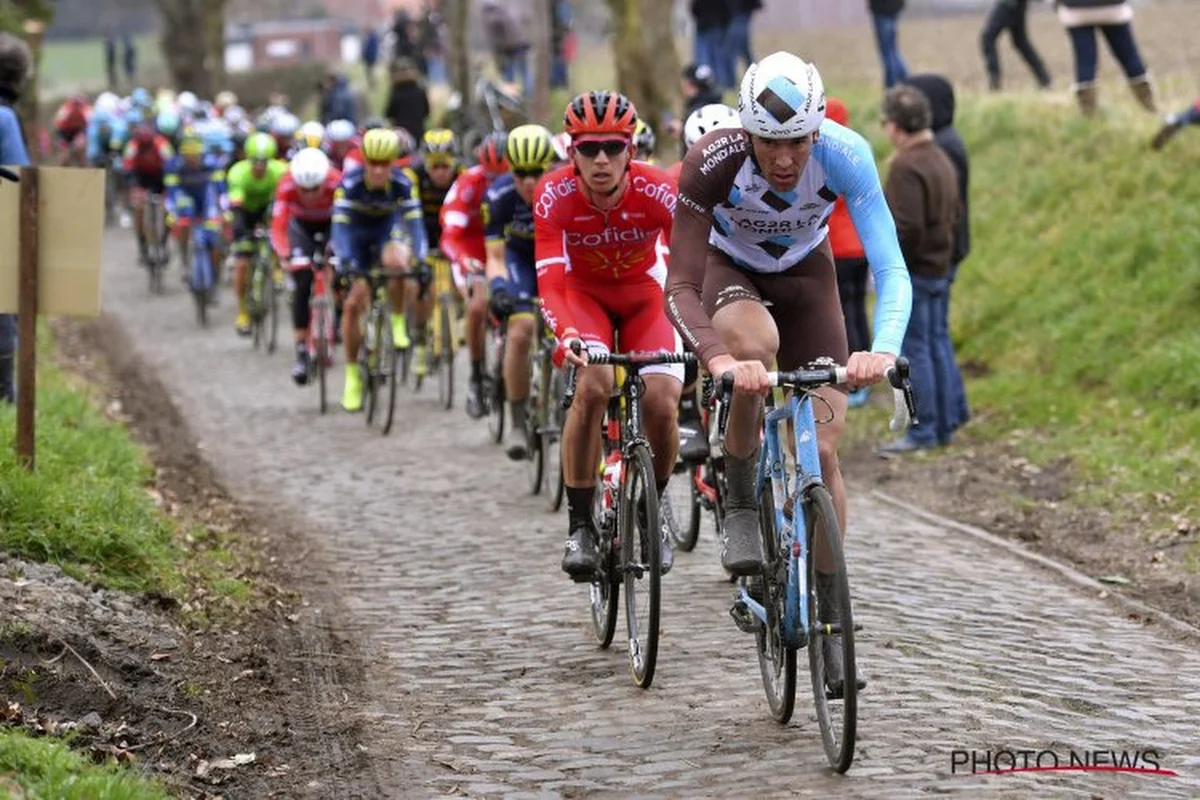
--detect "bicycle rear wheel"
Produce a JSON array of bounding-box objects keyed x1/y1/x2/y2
[
  {"x1": 485, "y1": 325, "x2": 505, "y2": 441},
  {"x1": 621, "y1": 444, "x2": 661, "y2": 689},
  {"x1": 756, "y1": 482, "x2": 797, "y2": 723},
  {"x1": 437, "y1": 295, "x2": 454, "y2": 410},
  {"x1": 664, "y1": 464, "x2": 701, "y2": 552},
  {"x1": 266, "y1": 263, "x2": 279, "y2": 354},
  {"x1": 805, "y1": 484, "x2": 857, "y2": 773}
]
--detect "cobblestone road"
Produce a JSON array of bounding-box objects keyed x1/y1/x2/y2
[{"x1": 99, "y1": 232, "x2": 1200, "y2": 798}]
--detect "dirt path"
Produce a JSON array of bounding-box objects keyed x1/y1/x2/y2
[{"x1": 88, "y1": 228, "x2": 1200, "y2": 797}]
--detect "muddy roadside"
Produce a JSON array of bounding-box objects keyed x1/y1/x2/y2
[
  {"x1": 842, "y1": 410, "x2": 1198, "y2": 630},
  {"x1": 0, "y1": 316, "x2": 401, "y2": 798}
]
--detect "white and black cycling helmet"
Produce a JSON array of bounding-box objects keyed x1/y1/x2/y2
[
  {"x1": 271, "y1": 112, "x2": 300, "y2": 138},
  {"x1": 290, "y1": 147, "x2": 331, "y2": 190},
  {"x1": 684, "y1": 103, "x2": 741, "y2": 150},
  {"x1": 738, "y1": 51, "x2": 826, "y2": 139}
]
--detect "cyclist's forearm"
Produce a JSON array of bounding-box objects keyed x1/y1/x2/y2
[
  {"x1": 403, "y1": 212, "x2": 428, "y2": 263},
  {"x1": 484, "y1": 240, "x2": 507, "y2": 282},
  {"x1": 534, "y1": 260, "x2": 571, "y2": 340}
]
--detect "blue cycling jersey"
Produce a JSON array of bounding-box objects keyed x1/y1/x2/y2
[
  {"x1": 482, "y1": 174, "x2": 535, "y2": 266},
  {"x1": 331, "y1": 166, "x2": 427, "y2": 268},
  {"x1": 164, "y1": 154, "x2": 224, "y2": 220}
]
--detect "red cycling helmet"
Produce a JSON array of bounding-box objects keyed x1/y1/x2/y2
[
  {"x1": 475, "y1": 132, "x2": 509, "y2": 174},
  {"x1": 563, "y1": 90, "x2": 638, "y2": 139}
]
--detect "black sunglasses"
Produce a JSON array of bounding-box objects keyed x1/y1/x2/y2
[
  {"x1": 574, "y1": 139, "x2": 628, "y2": 159},
  {"x1": 513, "y1": 166, "x2": 545, "y2": 179}
]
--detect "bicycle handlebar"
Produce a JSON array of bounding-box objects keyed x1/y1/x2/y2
[
  {"x1": 716, "y1": 357, "x2": 917, "y2": 432},
  {"x1": 561, "y1": 344, "x2": 697, "y2": 410}
]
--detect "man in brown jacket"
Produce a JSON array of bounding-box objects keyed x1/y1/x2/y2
[{"x1": 879, "y1": 83, "x2": 961, "y2": 455}]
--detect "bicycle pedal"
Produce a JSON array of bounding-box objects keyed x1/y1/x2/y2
[{"x1": 729, "y1": 598, "x2": 760, "y2": 634}]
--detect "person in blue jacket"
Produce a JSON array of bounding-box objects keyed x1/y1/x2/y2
[{"x1": 0, "y1": 33, "x2": 31, "y2": 404}]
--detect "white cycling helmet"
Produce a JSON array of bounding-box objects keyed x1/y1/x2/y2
[
  {"x1": 271, "y1": 112, "x2": 300, "y2": 138},
  {"x1": 290, "y1": 147, "x2": 331, "y2": 190},
  {"x1": 738, "y1": 51, "x2": 826, "y2": 139},
  {"x1": 551, "y1": 131, "x2": 570, "y2": 162},
  {"x1": 94, "y1": 92, "x2": 120, "y2": 116},
  {"x1": 177, "y1": 90, "x2": 199, "y2": 112},
  {"x1": 326, "y1": 119, "x2": 356, "y2": 143},
  {"x1": 224, "y1": 104, "x2": 246, "y2": 126},
  {"x1": 684, "y1": 103, "x2": 742, "y2": 150},
  {"x1": 215, "y1": 90, "x2": 238, "y2": 109}
]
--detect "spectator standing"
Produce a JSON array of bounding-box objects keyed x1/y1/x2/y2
[
  {"x1": 384, "y1": 58, "x2": 430, "y2": 144},
  {"x1": 690, "y1": 0, "x2": 733, "y2": 90},
  {"x1": 904, "y1": 73, "x2": 970, "y2": 438},
  {"x1": 419, "y1": 0, "x2": 448, "y2": 85},
  {"x1": 481, "y1": 0, "x2": 531, "y2": 96},
  {"x1": 1151, "y1": 97, "x2": 1200, "y2": 150},
  {"x1": 122, "y1": 34, "x2": 136, "y2": 87},
  {"x1": 362, "y1": 27, "x2": 381, "y2": 90},
  {"x1": 727, "y1": 0, "x2": 762, "y2": 77},
  {"x1": 980, "y1": 0, "x2": 1051, "y2": 91},
  {"x1": 1054, "y1": 0, "x2": 1154, "y2": 116},
  {"x1": 869, "y1": 0, "x2": 909, "y2": 89},
  {"x1": 549, "y1": 0, "x2": 573, "y2": 90},
  {"x1": 390, "y1": 10, "x2": 418, "y2": 67},
  {"x1": 665, "y1": 64, "x2": 724, "y2": 156},
  {"x1": 104, "y1": 33, "x2": 117, "y2": 90},
  {"x1": 878, "y1": 85, "x2": 961, "y2": 455},
  {"x1": 824, "y1": 98, "x2": 872, "y2": 410},
  {"x1": 320, "y1": 72, "x2": 359, "y2": 125},
  {"x1": 0, "y1": 33, "x2": 31, "y2": 405}
]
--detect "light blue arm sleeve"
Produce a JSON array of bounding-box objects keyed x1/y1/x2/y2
[
  {"x1": 821, "y1": 125, "x2": 912, "y2": 356},
  {"x1": 0, "y1": 107, "x2": 29, "y2": 167},
  {"x1": 86, "y1": 118, "x2": 104, "y2": 162}
]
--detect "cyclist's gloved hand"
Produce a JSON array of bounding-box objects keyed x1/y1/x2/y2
[
  {"x1": 488, "y1": 277, "x2": 513, "y2": 319},
  {"x1": 561, "y1": 327, "x2": 589, "y2": 368}
]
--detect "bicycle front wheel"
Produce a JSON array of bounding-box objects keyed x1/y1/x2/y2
[
  {"x1": 621, "y1": 444, "x2": 661, "y2": 689},
  {"x1": 266, "y1": 263, "x2": 279, "y2": 354},
  {"x1": 664, "y1": 464, "x2": 701, "y2": 552},
  {"x1": 545, "y1": 368, "x2": 567, "y2": 512},
  {"x1": 314, "y1": 301, "x2": 329, "y2": 415},
  {"x1": 805, "y1": 484, "x2": 857, "y2": 773},
  {"x1": 363, "y1": 313, "x2": 381, "y2": 426},
  {"x1": 525, "y1": 351, "x2": 545, "y2": 495},
  {"x1": 756, "y1": 482, "x2": 796, "y2": 724},
  {"x1": 437, "y1": 296, "x2": 454, "y2": 410},
  {"x1": 381, "y1": 316, "x2": 399, "y2": 436}
]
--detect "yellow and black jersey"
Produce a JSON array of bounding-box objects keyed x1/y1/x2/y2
[{"x1": 403, "y1": 162, "x2": 466, "y2": 251}]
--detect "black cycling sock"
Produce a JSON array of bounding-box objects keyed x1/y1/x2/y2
[
  {"x1": 656, "y1": 478, "x2": 669, "y2": 498},
  {"x1": 566, "y1": 486, "x2": 595, "y2": 529},
  {"x1": 471, "y1": 359, "x2": 483, "y2": 381}
]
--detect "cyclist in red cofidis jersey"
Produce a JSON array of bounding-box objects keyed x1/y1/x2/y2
[
  {"x1": 440, "y1": 131, "x2": 510, "y2": 419},
  {"x1": 534, "y1": 90, "x2": 683, "y2": 581}
]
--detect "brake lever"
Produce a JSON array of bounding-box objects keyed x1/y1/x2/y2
[{"x1": 885, "y1": 357, "x2": 918, "y2": 431}]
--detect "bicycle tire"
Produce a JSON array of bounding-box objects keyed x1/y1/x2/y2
[
  {"x1": 484, "y1": 321, "x2": 505, "y2": 441},
  {"x1": 805, "y1": 484, "x2": 857, "y2": 773},
  {"x1": 525, "y1": 350, "x2": 544, "y2": 495},
  {"x1": 664, "y1": 464, "x2": 702, "y2": 552},
  {"x1": 621, "y1": 443, "x2": 661, "y2": 689},
  {"x1": 545, "y1": 368, "x2": 567, "y2": 512},
  {"x1": 363, "y1": 311, "x2": 381, "y2": 426},
  {"x1": 437, "y1": 295, "x2": 454, "y2": 411},
  {"x1": 192, "y1": 239, "x2": 211, "y2": 327},
  {"x1": 266, "y1": 263, "x2": 279, "y2": 354},
  {"x1": 590, "y1": 481, "x2": 620, "y2": 648},
  {"x1": 756, "y1": 481, "x2": 797, "y2": 723},
  {"x1": 315, "y1": 302, "x2": 328, "y2": 415},
  {"x1": 382, "y1": 320, "x2": 399, "y2": 436}
]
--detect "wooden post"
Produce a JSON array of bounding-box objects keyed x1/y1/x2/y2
[
  {"x1": 16, "y1": 166, "x2": 38, "y2": 469},
  {"x1": 21, "y1": 19, "x2": 45, "y2": 167}
]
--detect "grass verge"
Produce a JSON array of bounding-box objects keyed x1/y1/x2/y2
[{"x1": 0, "y1": 729, "x2": 169, "y2": 800}]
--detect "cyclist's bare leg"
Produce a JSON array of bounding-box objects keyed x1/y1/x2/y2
[
  {"x1": 232, "y1": 255, "x2": 251, "y2": 308},
  {"x1": 342, "y1": 280, "x2": 370, "y2": 363},
  {"x1": 382, "y1": 242, "x2": 410, "y2": 311},
  {"x1": 642, "y1": 374, "x2": 683, "y2": 483},
  {"x1": 466, "y1": 281, "x2": 488, "y2": 361},
  {"x1": 713, "y1": 299, "x2": 779, "y2": 459},
  {"x1": 131, "y1": 190, "x2": 147, "y2": 250},
  {"x1": 502, "y1": 313, "x2": 535, "y2": 402},
  {"x1": 562, "y1": 364, "x2": 614, "y2": 487}
]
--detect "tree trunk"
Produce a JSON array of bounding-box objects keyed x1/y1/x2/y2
[
  {"x1": 530, "y1": 0, "x2": 552, "y2": 125},
  {"x1": 446, "y1": 0, "x2": 471, "y2": 112},
  {"x1": 153, "y1": 0, "x2": 226, "y2": 96},
  {"x1": 603, "y1": 0, "x2": 679, "y2": 137}
]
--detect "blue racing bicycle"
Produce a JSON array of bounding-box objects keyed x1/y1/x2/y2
[{"x1": 719, "y1": 357, "x2": 915, "y2": 772}]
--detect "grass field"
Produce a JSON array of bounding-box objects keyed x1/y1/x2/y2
[{"x1": 40, "y1": 33, "x2": 163, "y2": 95}]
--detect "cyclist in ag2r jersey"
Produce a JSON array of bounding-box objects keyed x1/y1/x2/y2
[
  {"x1": 535, "y1": 90, "x2": 682, "y2": 580},
  {"x1": 225, "y1": 132, "x2": 290, "y2": 336}
]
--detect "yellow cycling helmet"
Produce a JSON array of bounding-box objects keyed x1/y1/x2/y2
[
  {"x1": 421, "y1": 128, "x2": 458, "y2": 158},
  {"x1": 362, "y1": 128, "x2": 400, "y2": 163},
  {"x1": 633, "y1": 118, "x2": 656, "y2": 159},
  {"x1": 178, "y1": 136, "x2": 205, "y2": 156},
  {"x1": 505, "y1": 124, "x2": 555, "y2": 172}
]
